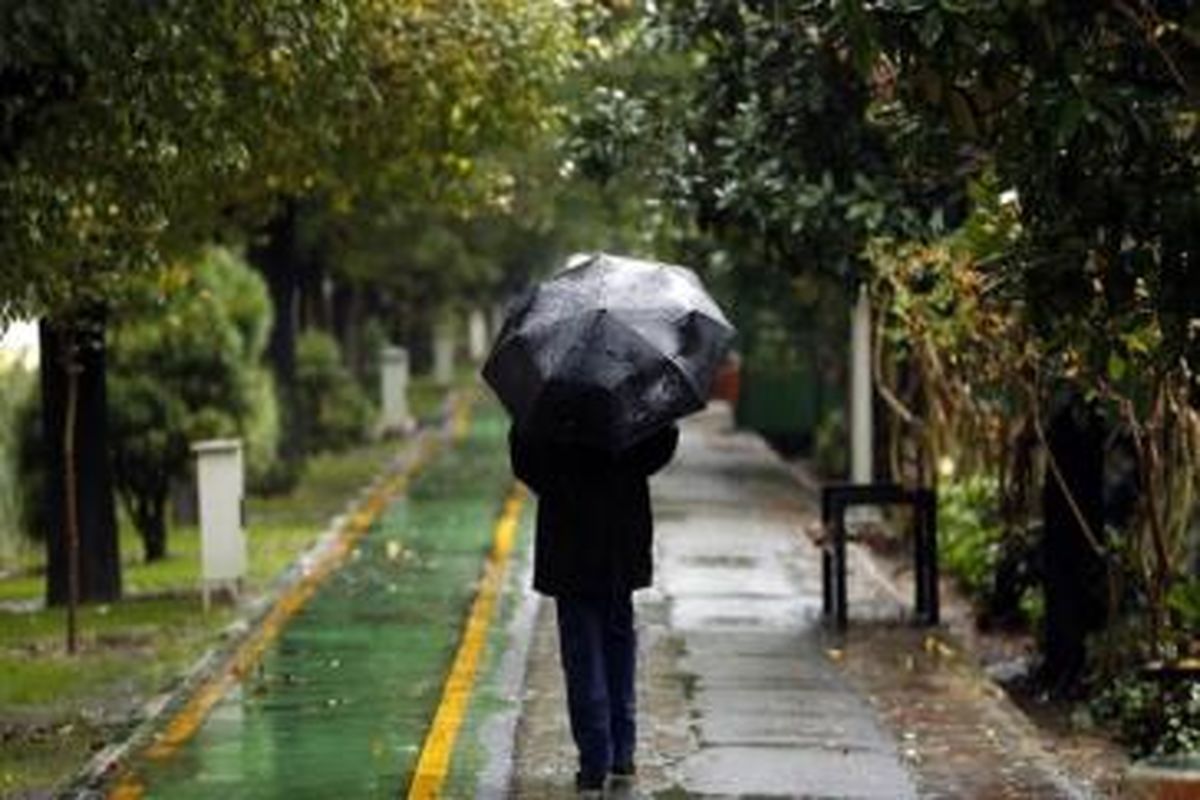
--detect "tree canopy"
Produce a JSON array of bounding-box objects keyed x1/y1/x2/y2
[
  {"x1": 0, "y1": 0, "x2": 573, "y2": 323},
  {"x1": 569, "y1": 0, "x2": 1200, "y2": 721}
]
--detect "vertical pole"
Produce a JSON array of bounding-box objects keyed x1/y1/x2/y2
[
  {"x1": 850, "y1": 283, "x2": 873, "y2": 485},
  {"x1": 467, "y1": 309, "x2": 488, "y2": 363},
  {"x1": 914, "y1": 492, "x2": 928, "y2": 622},
  {"x1": 834, "y1": 503, "x2": 848, "y2": 631},
  {"x1": 821, "y1": 490, "x2": 832, "y2": 620},
  {"x1": 433, "y1": 319, "x2": 455, "y2": 387},
  {"x1": 926, "y1": 489, "x2": 940, "y2": 625},
  {"x1": 490, "y1": 303, "x2": 506, "y2": 342},
  {"x1": 63, "y1": 350, "x2": 80, "y2": 655}
]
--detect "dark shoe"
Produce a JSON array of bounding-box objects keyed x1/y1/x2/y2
[
  {"x1": 607, "y1": 765, "x2": 640, "y2": 799},
  {"x1": 576, "y1": 771, "x2": 605, "y2": 799}
]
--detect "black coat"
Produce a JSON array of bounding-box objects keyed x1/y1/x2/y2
[{"x1": 509, "y1": 425, "x2": 679, "y2": 597}]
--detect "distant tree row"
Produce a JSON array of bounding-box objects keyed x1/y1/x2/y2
[{"x1": 0, "y1": 0, "x2": 574, "y2": 612}]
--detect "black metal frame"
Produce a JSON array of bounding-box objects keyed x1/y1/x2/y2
[{"x1": 820, "y1": 483, "x2": 939, "y2": 631}]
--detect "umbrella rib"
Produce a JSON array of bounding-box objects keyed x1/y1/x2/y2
[{"x1": 613, "y1": 316, "x2": 705, "y2": 400}]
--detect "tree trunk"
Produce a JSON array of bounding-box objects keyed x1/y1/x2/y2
[
  {"x1": 249, "y1": 202, "x2": 304, "y2": 462},
  {"x1": 331, "y1": 279, "x2": 361, "y2": 378},
  {"x1": 64, "y1": 353, "x2": 80, "y2": 653},
  {"x1": 300, "y1": 251, "x2": 329, "y2": 333},
  {"x1": 1039, "y1": 393, "x2": 1107, "y2": 695},
  {"x1": 40, "y1": 312, "x2": 122, "y2": 606},
  {"x1": 135, "y1": 492, "x2": 168, "y2": 562}
]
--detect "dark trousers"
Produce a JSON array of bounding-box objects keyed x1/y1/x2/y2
[{"x1": 555, "y1": 592, "x2": 636, "y2": 784}]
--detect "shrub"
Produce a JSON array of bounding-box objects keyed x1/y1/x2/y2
[
  {"x1": 939, "y1": 474, "x2": 1041, "y2": 629},
  {"x1": 0, "y1": 366, "x2": 36, "y2": 561},
  {"x1": 294, "y1": 330, "x2": 374, "y2": 453},
  {"x1": 813, "y1": 409, "x2": 846, "y2": 479},
  {"x1": 1167, "y1": 579, "x2": 1200, "y2": 636},
  {"x1": 13, "y1": 376, "x2": 46, "y2": 546},
  {"x1": 939, "y1": 475, "x2": 1003, "y2": 597},
  {"x1": 242, "y1": 367, "x2": 285, "y2": 493},
  {"x1": 1092, "y1": 671, "x2": 1200, "y2": 759},
  {"x1": 107, "y1": 246, "x2": 275, "y2": 560}
]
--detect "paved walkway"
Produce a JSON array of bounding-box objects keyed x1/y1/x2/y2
[
  {"x1": 84, "y1": 400, "x2": 1120, "y2": 799},
  {"x1": 511, "y1": 404, "x2": 1106, "y2": 799}
]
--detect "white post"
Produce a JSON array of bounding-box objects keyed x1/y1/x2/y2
[
  {"x1": 490, "y1": 303, "x2": 507, "y2": 342},
  {"x1": 433, "y1": 319, "x2": 455, "y2": 386},
  {"x1": 467, "y1": 309, "x2": 489, "y2": 363},
  {"x1": 850, "y1": 283, "x2": 874, "y2": 485},
  {"x1": 192, "y1": 439, "x2": 246, "y2": 611},
  {"x1": 379, "y1": 346, "x2": 413, "y2": 435}
]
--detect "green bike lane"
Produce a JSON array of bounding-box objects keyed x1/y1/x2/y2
[{"x1": 110, "y1": 402, "x2": 533, "y2": 799}]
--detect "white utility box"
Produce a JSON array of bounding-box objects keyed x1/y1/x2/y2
[
  {"x1": 467, "y1": 308, "x2": 489, "y2": 363},
  {"x1": 433, "y1": 320, "x2": 456, "y2": 386},
  {"x1": 192, "y1": 438, "x2": 246, "y2": 610},
  {"x1": 490, "y1": 303, "x2": 506, "y2": 342},
  {"x1": 379, "y1": 345, "x2": 414, "y2": 435}
]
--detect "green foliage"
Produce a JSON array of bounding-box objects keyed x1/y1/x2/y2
[
  {"x1": 938, "y1": 473, "x2": 1041, "y2": 629},
  {"x1": 12, "y1": 378, "x2": 45, "y2": 546},
  {"x1": 845, "y1": 0, "x2": 1200, "y2": 656},
  {"x1": 813, "y1": 409, "x2": 847, "y2": 480},
  {"x1": 355, "y1": 316, "x2": 388, "y2": 395},
  {"x1": 0, "y1": 367, "x2": 35, "y2": 562},
  {"x1": 1093, "y1": 672, "x2": 1200, "y2": 759},
  {"x1": 939, "y1": 475, "x2": 1004, "y2": 598},
  {"x1": 294, "y1": 330, "x2": 374, "y2": 453},
  {"x1": 1167, "y1": 579, "x2": 1200, "y2": 636},
  {"x1": 0, "y1": 0, "x2": 340, "y2": 320},
  {"x1": 242, "y1": 368, "x2": 287, "y2": 495},
  {"x1": 574, "y1": 2, "x2": 932, "y2": 283},
  {"x1": 107, "y1": 246, "x2": 274, "y2": 558},
  {"x1": 0, "y1": 0, "x2": 574, "y2": 326}
]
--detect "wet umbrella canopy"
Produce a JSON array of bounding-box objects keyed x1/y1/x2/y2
[{"x1": 483, "y1": 252, "x2": 735, "y2": 451}]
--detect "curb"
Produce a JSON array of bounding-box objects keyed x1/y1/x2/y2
[
  {"x1": 65, "y1": 391, "x2": 469, "y2": 798},
  {"x1": 473, "y1": 502, "x2": 540, "y2": 799},
  {"x1": 1121, "y1": 761, "x2": 1200, "y2": 799}
]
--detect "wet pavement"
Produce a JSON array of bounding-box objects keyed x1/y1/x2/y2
[
  {"x1": 107, "y1": 406, "x2": 519, "y2": 798},
  {"x1": 98, "y1": 400, "x2": 1118, "y2": 799},
  {"x1": 511, "y1": 403, "x2": 1104, "y2": 798},
  {"x1": 832, "y1": 624, "x2": 1097, "y2": 799}
]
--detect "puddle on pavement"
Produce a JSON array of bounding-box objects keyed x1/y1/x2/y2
[{"x1": 681, "y1": 554, "x2": 757, "y2": 569}]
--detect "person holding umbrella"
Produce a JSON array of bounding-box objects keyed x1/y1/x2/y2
[
  {"x1": 509, "y1": 414, "x2": 677, "y2": 797},
  {"x1": 484, "y1": 253, "x2": 734, "y2": 797}
]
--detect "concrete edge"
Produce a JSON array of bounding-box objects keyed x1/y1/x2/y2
[
  {"x1": 473, "y1": 505, "x2": 541, "y2": 799},
  {"x1": 63, "y1": 394, "x2": 468, "y2": 798},
  {"x1": 1120, "y1": 760, "x2": 1200, "y2": 799}
]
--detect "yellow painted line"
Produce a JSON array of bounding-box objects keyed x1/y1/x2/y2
[
  {"x1": 105, "y1": 425, "x2": 454, "y2": 800},
  {"x1": 450, "y1": 390, "x2": 472, "y2": 442},
  {"x1": 406, "y1": 483, "x2": 526, "y2": 799}
]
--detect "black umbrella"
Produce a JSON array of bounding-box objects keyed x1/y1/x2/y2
[{"x1": 482, "y1": 252, "x2": 735, "y2": 451}]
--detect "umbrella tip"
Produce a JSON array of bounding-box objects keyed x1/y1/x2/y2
[{"x1": 565, "y1": 252, "x2": 595, "y2": 270}]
